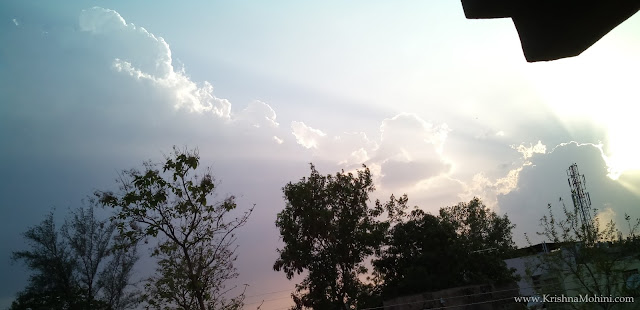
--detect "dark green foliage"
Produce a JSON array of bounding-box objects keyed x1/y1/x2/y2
[
  {"x1": 99, "y1": 147, "x2": 252, "y2": 310},
  {"x1": 373, "y1": 210, "x2": 462, "y2": 298},
  {"x1": 274, "y1": 164, "x2": 408, "y2": 310},
  {"x1": 275, "y1": 165, "x2": 518, "y2": 308},
  {"x1": 374, "y1": 198, "x2": 517, "y2": 300},
  {"x1": 439, "y1": 198, "x2": 517, "y2": 283},
  {"x1": 10, "y1": 288, "x2": 110, "y2": 310}
]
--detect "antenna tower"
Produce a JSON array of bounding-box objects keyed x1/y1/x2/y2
[{"x1": 567, "y1": 163, "x2": 594, "y2": 243}]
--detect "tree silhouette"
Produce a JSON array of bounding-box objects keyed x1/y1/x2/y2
[
  {"x1": 99, "y1": 147, "x2": 253, "y2": 310},
  {"x1": 274, "y1": 164, "x2": 408, "y2": 309}
]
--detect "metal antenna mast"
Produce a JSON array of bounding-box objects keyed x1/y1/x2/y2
[{"x1": 567, "y1": 163, "x2": 594, "y2": 243}]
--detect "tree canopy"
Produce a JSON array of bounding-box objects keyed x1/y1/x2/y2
[
  {"x1": 374, "y1": 198, "x2": 517, "y2": 300},
  {"x1": 11, "y1": 202, "x2": 138, "y2": 310},
  {"x1": 274, "y1": 164, "x2": 408, "y2": 309},
  {"x1": 99, "y1": 147, "x2": 253, "y2": 310},
  {"x1": 274, "y1": 165, "x2": 518, "y2": 309}
]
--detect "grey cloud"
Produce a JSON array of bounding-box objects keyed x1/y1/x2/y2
[
  {"x1": 499, "y1": 142, "x2": 640, "y2": 247},
  {"x1": 379, "y1": 159, "x2": 451, "y2": 189},
  {"x1": 374, "y1": 113, "x2": 452, "y2": 190}
]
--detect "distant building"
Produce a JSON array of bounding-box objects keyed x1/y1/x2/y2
[
  {"x1": 382, "y1": 241, "x2": 639, "y2": 310},
  {"x1": 505, "y1": 241, "x2": 640, "y2": 310}
]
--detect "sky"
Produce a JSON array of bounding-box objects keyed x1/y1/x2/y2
[{"x1": 1, "y1": 1, "x2": 639, "y2": 309}]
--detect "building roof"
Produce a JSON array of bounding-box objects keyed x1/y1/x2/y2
[{"x1": 461, "y1": 0, "x2": 640, "y2": 62}]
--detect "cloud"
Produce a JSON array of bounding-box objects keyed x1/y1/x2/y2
[
  {"x1": 499, "y1": 142, "x2": 640, "y2": 246},
  {"x1": 512, "y1": 140, "x2": 546, "y2": 160},
  {"x1": 452, "y1": 139, "x2": 550, "y2": 209},
  {"x1": 331, "y1": 132, "x2": 377, "y2": 166},
  {"x1": 235, "y1": 100, "x2": 279, "y2": 128},
  {"x1": 399, "y1": 175, "x2": 466, "y2": 213},
  {"x1": 346, "y1": 148, "x2": 369, "y2": 166},
  {"x1": 287, "y1": 113, "x2": 452, "y2": 189},
  {"x1": 77, "y1": 6, "x2": 286, "y2": 143},
  {"x1": 458, "y1": 173, "x2": 498, "y2": 207},
  {"x1": 547, "y1": 141, "x2": 626, "y2": 179},
  {"x1": 12, "y1": 18, "x2": 18, "y2": 26},
  {"x1": 375, "y1": 113, "x2": 451, "y2": 189},
  {"x1": 79, "y1": 7, "x2": 126, "y2": 33},
  {"x1": 595, "y1": 206, "x2": 617, "y2": 239},
  {"x1": 475, "y1": 129, "x2": 507, "y2": 140},
  {"x1": 291, "y1": 121, "x2": 326, "y2": 149},
  {"x1": 80, "y1": 7, "x2": 232, "y2": 118},
  {"x1": 378, "y1": 113, "x2": 450, "y2": 157},
  {"x1": 457, "y1": 165, "x2": 527, "y2": 210},
  {"x1": 453, "y1": 139, "x2": 549, "y2": 210}
]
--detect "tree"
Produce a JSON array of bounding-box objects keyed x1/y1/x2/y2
[
  {"x1": 11, "y1": 211, "x2": 82, "y2": 310},
  {"x1": 11, "y1": 203, "x2": 139, "y2": 310},
  {"x1": 97, "y1": 236, "x2": 140, "y2": 310},
  {"x1": 64, "y1": 201, "x2": 140, "y2": 310},
  {"x1": 439, "y1": 198, "x2": 517, "y2": 284},
  {"x1": 373, "y1": 209, "x2": 462, "y2": 299},
  {"x1": 63, "y1": 203, "x2": 117, "y2": 307},
  {"x1": 373, "y1": 198, "x2": 517, "y2": 300},
  {"x1": 274, "y1": 164, "x2": 407, "y2": 310},
  {"x1": 98, "y1": 147, "x2": 253, "y2": 310},
  {"x1": 530, "y1": 200, "x2": 640, "y2": 310}
]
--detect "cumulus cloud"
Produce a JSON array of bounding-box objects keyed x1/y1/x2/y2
[
  {"x1": 458, "y1": 166, "x2": 526, "y2": 210},
  {"x1": 331, "y1": 132, "x2": 377, "y2": 166},
  {"x1": 547, "y1": 141, "x2": 623, "y2": 178},
  {"x1": 458, "y1": 173, "x2": 498, "y2": 207},
  {"x1": 494, "y1": 167, "x2": 523, "y2": 195},
  {"x1": 80, "y1": 7, "x2": 232, "y2": 118},
  {"x1": 236, "y1": 100, "x2": 279, "y2": 128},
  {"x1": 472, "y1": 140, "x2": 620, "y2": 211},
  {"x1": 79, "y1": 7, "x2": 126, "y2": 33},
  {"x1": 346, "y1": 148, "x2": 369, "y2": 166},
  {"x1": 290, "y1": 123, "x2": 377, "y2": 161},
  {"x1": 291, "y1": 121, "x2": 326, "y2": 149},
  {"x1": 595, "y1": 206, "x2": 617, "y2": 238},
  {"x1": 378, "y1": 113, "x2": 450, "y2": 157},
  {"x1": 512, "y1": 140, "x2": 546, "y2": 160},
  {"x1": 455, "y1": 140, "x2": 548, "y2": 210},
  {"x1": 12, "y1": 18, "x2": 19, "y2": 26},
  {"x1": 287, "y1": 113, "x2": 453, "y2": 191},
  {"x1": 284, "y1": 114, "x2": 627, "y2": 219},
  {"x1": 396, "y1": 175, "x2": 466, "y2": 213},
  {"x1": 375, "y1": 113, "x2": 451, "y2": 189},
  {"x1": 497, "y1": 140, "x2": 640, "y2": 246}
]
